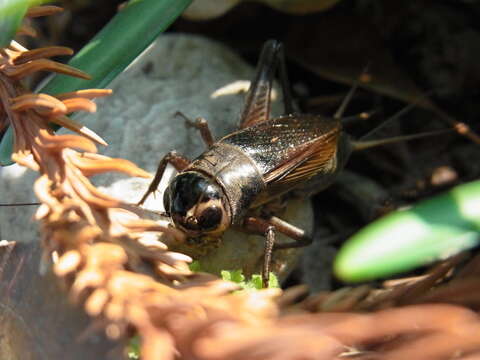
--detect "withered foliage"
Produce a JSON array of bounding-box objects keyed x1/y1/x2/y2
[{"x1": 3, "y1": 6, "x2": 480, "y2": 360}]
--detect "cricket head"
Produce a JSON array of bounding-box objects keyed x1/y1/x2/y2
[{"x1": 163, "y1": 171, "x2": 231, "y2": 237}]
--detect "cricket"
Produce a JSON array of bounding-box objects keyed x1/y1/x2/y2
[{"x1": 137, "y1": 40, "x2": 448, "y2": 287}]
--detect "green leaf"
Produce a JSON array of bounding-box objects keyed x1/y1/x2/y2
[
  {"x1": 250, "y1": 274, "x2": 263, "y2": 289},
  {"x1": 221, "y1": 269, "x2": 245, "y2": 284},
  {"x1": 39, "y1": 0, "x2": 192, "y2": 93},
  {"x1": 334, "y1": 180, "x2": 480, "y2": 282},
  {"x1": 0, "y1": 0, "x2": 46, "y2": 47},
  {"x1": 0, "y1": 127, "x2": 14, "y2": 166},
  {"x1": 267, "y1": 272, "x2": 280, "y2": 288},
  {"x1": 0, "y1": 0, "x2": 192, "y2": 166},
  {"x1": 246, "y1": 274, "x2": 263, "y2": 290},
  {"x1": 0, "y1": 0, "x2": 27, "y2": 47}
]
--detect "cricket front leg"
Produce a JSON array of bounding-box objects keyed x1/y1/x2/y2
[
  {"x1": 243, "y1": 215, "x2": 312, "y2": 288},
  {"x1": 137, "y1": 150, "x2": 190, "y2": 206},
  {"x1": 175, "y1": 111, "x2": 215, "y2": 148}
]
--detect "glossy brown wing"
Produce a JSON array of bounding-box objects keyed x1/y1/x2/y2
[
  {"x1": 261, "y1": 120, "x2": 340, "y2": 203},
  {"x1": 221, "y1": 114, "x2": 341, "y2": 202},
  {"x1": 263, "y1": 127, "x2": 339, "y2": 185}
]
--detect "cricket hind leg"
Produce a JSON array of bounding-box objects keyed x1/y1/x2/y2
[
  {"x1": 243, "y1": 215, "x2": 312, "y2": 287},
  {"x1": 267, "y1": 216, "x2": 312, "y2": 249},
  {"x1": 137, "y1": 150, "x2": 190, "y2": 206},
  {"x1": 239, "y1": 40, "x2": 297, "y2": 129},
  {"x1": 277, "y1": 43, "x2": 297, "y2": 115}
]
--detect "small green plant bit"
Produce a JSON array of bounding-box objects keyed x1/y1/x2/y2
[
  {"x1": 190, "y1": 261, "x2": 280, "y2": 290},
  {"x1": 221, "y1": 269, "x2": 280, "y2": 290},
  {"x1": 127, "y1": 336, "x2": 141, "y2": 360}
]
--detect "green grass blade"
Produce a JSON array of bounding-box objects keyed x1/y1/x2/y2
[
  {"x1": 39, "y1": 0, "x2": 192, "y2": 92},
  {"x1": 0, "y1": 0, "x2": 192, "y2": 165},
  {"x1": 334, "y1": 180, "x2": 480, "y2": 282},
  {"x1": 0, "y1": 0, "x2": 43, "y2": 47},
  {"x1": 0, "y1": 127, "x2": 13, "y2": 165},
  {"x1": 0, "y1": 0, "x2": 27, "y2": 47}
]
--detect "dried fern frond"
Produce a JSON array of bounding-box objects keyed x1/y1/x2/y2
[
  {"x1": 5, "y1": 5, "x2": 480, "y2": 360},
  {"x1": 0, "y1": 11, "x2": 106, "y2": 156}
]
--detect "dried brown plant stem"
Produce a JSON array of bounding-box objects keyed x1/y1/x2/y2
[{"x1": 3, "y1": 6, "x2": 480, "y2": 360}]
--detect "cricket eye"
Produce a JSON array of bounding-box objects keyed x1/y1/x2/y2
[
  {"x1": 163, "y1": 186, "x2": 171, "y2": 215},
  {"x1": 167, "y1": 172, "x2": 230, "y2": 235}
]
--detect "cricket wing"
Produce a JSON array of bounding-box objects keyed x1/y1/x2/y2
[
  {"x1": 223, "y1": 114, "x2": 341, "y2": 205},
  {"x1": 249, "y1": 127, "x2": 340, "y2": 206},
  {"x1": 263, "y1": 125, "x2": 340, "y2": 188}
]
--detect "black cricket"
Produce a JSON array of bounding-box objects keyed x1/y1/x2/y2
[
  {"x1": 0, "y1": 41, "x2": 446, "y2": 287},
  {"x1": 137, "y1": 40, "x2": 447, "y2": 287}
]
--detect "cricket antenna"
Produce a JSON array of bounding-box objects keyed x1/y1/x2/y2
[
  {"x1": 0, "y1": 202, "x2": 40, "y2": 206},
  {"x1": 351, "y1": 128, "x2": 453, "y2": 151},
  {"x1": 334, "y1": 64, "x2": 370, "y2": 120},
  {"x1": 359, "y1": 91, "x2": 433, "y2": 141},
  {"x1": 359, "y1": 101, "x2": 417, "y2": 140},
  {"x1": 341, "y1": 109, "x2": 377, "y2": 125}
]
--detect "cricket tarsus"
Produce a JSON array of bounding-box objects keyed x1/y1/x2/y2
[
  {"x1": 263, "y1": 226, "x2": 275, "y2": 288},
  {"x1": 175, "y1": 111, "x2": 215, "y2": 148},
  {"x1": 137, "y1": 150, "x2": 190, "y2": 206}
]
